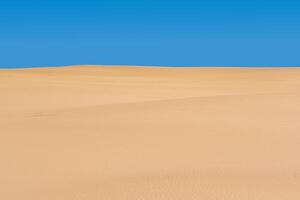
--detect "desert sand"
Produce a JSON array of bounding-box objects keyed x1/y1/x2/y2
[{"x1": 1, "y1": 65, "x2": 300, "y2": 199}]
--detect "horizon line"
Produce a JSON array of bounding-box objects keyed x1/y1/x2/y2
[{"x1": 1, "y1": 64, "x2": 300, "y2": 70}]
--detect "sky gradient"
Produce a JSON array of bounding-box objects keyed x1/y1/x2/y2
[{"x1": 1, "y1": 0, "x2": 300, "y2": 68}]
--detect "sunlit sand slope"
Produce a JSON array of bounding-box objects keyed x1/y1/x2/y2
[{"x1": 1, "y1": 66, "x2": 300, "y2": 199}]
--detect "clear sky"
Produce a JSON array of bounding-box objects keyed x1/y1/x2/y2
[{"x1": 1, "y1": 0, "x2": 300, "y2": 68}]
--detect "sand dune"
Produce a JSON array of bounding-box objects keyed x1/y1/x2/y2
[{"x1": 1, "y1": 66, "x2": 300, "y2": 199}]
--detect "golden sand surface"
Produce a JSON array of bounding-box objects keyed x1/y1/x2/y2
[{"x1": 1, "y1": 66, "x2": 300, "y2": 199}]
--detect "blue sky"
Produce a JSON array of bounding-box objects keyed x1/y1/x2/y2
[{"x1": 1, "y1": 0, "x2": 300, "y2": 68}]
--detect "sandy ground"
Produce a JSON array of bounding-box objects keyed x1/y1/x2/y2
[{"x1": 1, "y1": 65, "x2": 300, "y2": 199}]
